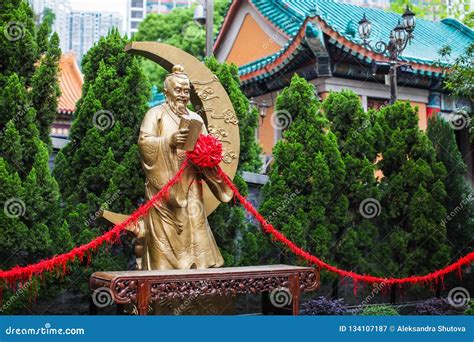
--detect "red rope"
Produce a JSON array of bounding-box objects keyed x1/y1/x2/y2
[
  {"x1": 1, "y1": 133, "x2": 473, "y2": 291},
  {"x1": 216, "y1": 166, "x2": 474, "y2": 286},
  {"x1": 0, "y1": 160, "x2": 189, "y2": 288}
]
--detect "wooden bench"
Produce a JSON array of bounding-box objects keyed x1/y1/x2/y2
[{"x1": 90, "y1": 265, "x2": 319, "y2": 315}]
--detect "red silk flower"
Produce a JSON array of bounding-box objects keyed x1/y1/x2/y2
[{"x1": 186, "y1": 134, "x2": 223, "y2": 168}]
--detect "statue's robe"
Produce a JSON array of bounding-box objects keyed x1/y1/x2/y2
[{"x1": 138, "y1": 103, "x2": 232, "y2": 270}]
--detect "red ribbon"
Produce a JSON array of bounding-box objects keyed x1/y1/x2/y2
[
  {"x1": 216, "y1": 167, "x2": 474, "y2": 286},
  {"x1": 1, "y1": 134, "x2": 473, "y2": 291},
  {"x1": 0, "y1": 160, "x2": 189, "y2": 288}
]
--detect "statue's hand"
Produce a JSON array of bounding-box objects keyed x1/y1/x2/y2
[
  {"x1": 130, "y1": 222, "x2": 140, "y2": 237},
  {"x1": 169, "y1": 128, "x2": 189, "y2": 148}
]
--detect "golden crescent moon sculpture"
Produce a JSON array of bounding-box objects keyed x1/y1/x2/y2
[{"x1": 125, "y1": 42, "x2": 240, "y2": 216}]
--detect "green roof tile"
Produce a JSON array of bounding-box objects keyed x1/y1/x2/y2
[
  {"x1": 235, "y1": 0, "x2": 472, "y2": 80},
  {"x1": 237, "y1": 0, "x2": 472, "y2": 76}
]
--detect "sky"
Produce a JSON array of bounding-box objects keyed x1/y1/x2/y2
[{"x1": 70, "y1": 0, "x2": 128, "y2": 30}]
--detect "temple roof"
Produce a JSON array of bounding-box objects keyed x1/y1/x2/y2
[
  {"x1": 215, "y1": 0, "x2": 473, "y2": 84},
  {"x1": 58, "y1": 53, "x2": 83, "y2": 114},
  {"x1": 149, "y1": 85, "x2": 166, "y2": 107}
]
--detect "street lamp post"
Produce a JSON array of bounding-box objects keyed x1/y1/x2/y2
[
  {"x1": 258, "y1": 100, "x2": 270, "y2": 123},
  {"x1": 205, "y1": 0, "x2": 214, "y2": 58},
  {"x1": 359, "y1": 7, "x2": 416, "y2": 305},
  {"x1": 194, "y1": 0, "x2": 214, "y2": 57},
  {"x1": 358, "y1": 6, "x2": 416, "y2": 104}
]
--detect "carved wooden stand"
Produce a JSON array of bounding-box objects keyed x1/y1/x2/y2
[{"x1": 90, "y1": 265, "x2": 319, "y2": 315}]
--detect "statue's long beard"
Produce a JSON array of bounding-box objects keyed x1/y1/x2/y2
[{"x1": 168, "y1": 99, "x2": 188, "y2": 116}]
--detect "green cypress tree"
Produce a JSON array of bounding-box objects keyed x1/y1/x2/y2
[
  {"x1": 36, "y1": 7, "x2": 55, "y2": 55},
  {"x1": 0, "y1": 121, "x2": 23, "y2": 174},
  {"x1": 0, "y1": 74, "x2": 62, "y2": 266},
  {"x1": 427, "y1": 116, "x2": 474, "y2": 257},
  {"x1": 54, "y1": 29, "x2": 149, "y2": 214},
  {"x1": 0, "y1": 74, "x2": 39, "y2": 174},
  {"x1": 375, "y1": 103, "x2": 451, "y2": 285},
  {"x1": 52, "y1": 30, "x2": 150, "y2": 290},
  {"x1": 31, "y1": 32, "x2": 61, "y2": 145},
  {"x1": 50, "y1": 220, "x2": 74, "y2": 254},
  {"x1": 0, "y1": 158, "x2": 29, "y2": 264},
  {"x1": 0, "y1": 1, "x2": 65, "y2": 271},
  {"x1": 0, "y1": 2, "x2": 72, "y2": 312},
  {"x1": 0, "y1": 0, "x2": 38, "y2": 82},
  {"x1": 322, "y1": 90, "x2": 381, "y2": 278},
  {"x1": 259, "y1": 75, "x2": 349, "y2": 269},
  {"x1": 23, "y1": 138, "x2": 61, "y2": 231}
]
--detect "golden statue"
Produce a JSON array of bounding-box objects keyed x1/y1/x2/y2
[{"x1": 135, "y1": 65, "x2": 233, "y2": 270}]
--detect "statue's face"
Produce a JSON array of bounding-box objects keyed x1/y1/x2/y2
[{"x1": 165, "y1": 76, "x2": 191, "y2": 115}]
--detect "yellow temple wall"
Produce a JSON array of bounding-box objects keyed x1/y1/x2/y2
[{"x1": 226, "y1": 14, "x2": 282, "y2": 67}]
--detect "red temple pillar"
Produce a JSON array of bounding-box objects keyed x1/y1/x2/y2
[{"x1": 427, "y1": 91, "x2": 441, "y2": 119}]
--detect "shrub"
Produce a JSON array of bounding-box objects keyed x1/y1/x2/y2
[
  {"x1": 360, "y1": 305, "x2": 399, "y2": 316},
  {"x1": 414, "y1": 298, "x2": 464, "y2": 315},
  {"x1": 464, "y1": 301, "x2": 474, "y2": 315},
  {"x1": 301, "y1": 296, "x2": 347, "y2": 315}
]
